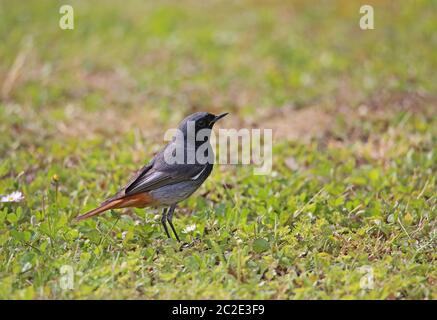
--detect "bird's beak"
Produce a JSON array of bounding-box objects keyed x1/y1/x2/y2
[{"x1": 210, "y1": 112, "x2": 228, "y2": 125}]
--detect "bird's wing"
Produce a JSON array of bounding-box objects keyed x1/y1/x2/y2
[
  {"x1": 100, "y1": 160, "x2": 154, "y2": 205},
  {"x1": 124, "y1": 160, "x2": 155, "y2": 189},
  {"x1": 124, "y1": 162, "x2": 207, "y2": 196}
]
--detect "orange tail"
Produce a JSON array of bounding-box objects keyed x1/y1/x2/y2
[
  {"x1": 75, "y1": 193, "x2": 156, "y2": 222},
  {"x1": 75, "y1": 199, "x2": 124, "y2": 221}
]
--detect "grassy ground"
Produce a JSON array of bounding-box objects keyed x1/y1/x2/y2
[{"x1": 0, "y1": 0, "x2": 436, "y2": 299}]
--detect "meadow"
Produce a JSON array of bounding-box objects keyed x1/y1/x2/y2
[{"x1": 0, "y1": 0, "x2": 436, "y2": 299}]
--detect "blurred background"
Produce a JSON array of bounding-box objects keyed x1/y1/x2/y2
[{"x1": 1, "y1": 0, "x2": 435, "y2": 143}]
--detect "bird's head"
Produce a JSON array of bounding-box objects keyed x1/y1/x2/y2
[
  {"x1": 178, "y1": 112, "x2": 228, "y2": 137},
  {"x1": 165, "y1": 112, "x2": 228, "y2": 164}
]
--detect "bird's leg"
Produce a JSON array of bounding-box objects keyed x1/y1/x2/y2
[
  {"x1": 166, "y1": 204, "x2": 180, "y2": 242},
  {"x1": 161, "y1": 207, "x2": 171, "y2": 239}
]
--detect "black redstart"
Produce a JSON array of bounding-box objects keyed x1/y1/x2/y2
[{"x1": 75, "y1": 112, "x2": 228, "y2": 241}]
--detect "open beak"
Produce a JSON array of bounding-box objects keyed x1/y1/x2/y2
[{"x1": 210, "y1": 112, "x2": 228, "y2": 125}]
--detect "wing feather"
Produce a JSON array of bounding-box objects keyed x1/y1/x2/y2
[{"x1": 124, "y1": 163, "x2": 207, "y2": 196}]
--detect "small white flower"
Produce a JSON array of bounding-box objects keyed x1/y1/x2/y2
[
  {"x1": 182, "y1": 224, "x2": 196, "y2": 233},
  {"x1": 1, "y1": 191, "x2": 24, "y2": 203},
  {"x1": 21, "y1": 262, "x2": 32, "y2": 273}
]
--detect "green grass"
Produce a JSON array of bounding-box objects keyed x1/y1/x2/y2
[{"x1": 0, "y1": 0, "x2": 436, "y2": 299}]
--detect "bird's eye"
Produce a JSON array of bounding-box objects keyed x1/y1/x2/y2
[{"x1": 197, "y1": 120, "x2": 206, "y2": 127}]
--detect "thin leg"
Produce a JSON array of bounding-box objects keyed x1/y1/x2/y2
[
  {"x1": 166, "y1": 204, "x2": 180, "y2": 242},
  {"x1": 161, "y1": 207, "x2": 171, "y2": 239}
]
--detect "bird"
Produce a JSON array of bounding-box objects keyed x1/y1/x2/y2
[{"x1": 75, "y1": 112, "x2": 228, "y2": 242}]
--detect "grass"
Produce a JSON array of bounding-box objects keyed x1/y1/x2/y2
[{"x1": 0, "y1": 0, "x2": 436, "y2": 299}]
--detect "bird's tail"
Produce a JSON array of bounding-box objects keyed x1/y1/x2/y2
[
  {"x1": 75, "y1": 198, "x2": 124, "y2": 221},
  {"x1": 75, "y1": 192, "x2": 155, "y2": 222}
]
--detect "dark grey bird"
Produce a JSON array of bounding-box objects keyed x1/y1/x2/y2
[{"x1": 75, "y1": 112, "x2": 228, "y2": 241}]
